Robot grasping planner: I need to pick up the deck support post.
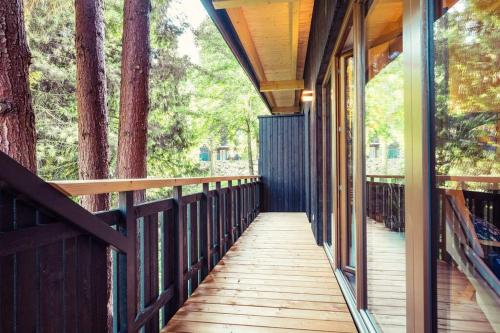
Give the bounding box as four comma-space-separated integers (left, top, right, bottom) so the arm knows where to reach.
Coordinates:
173, 186, 187, 308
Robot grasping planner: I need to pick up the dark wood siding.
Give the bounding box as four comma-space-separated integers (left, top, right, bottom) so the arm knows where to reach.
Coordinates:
259, 115, 305, 212
302, 0, 349, 244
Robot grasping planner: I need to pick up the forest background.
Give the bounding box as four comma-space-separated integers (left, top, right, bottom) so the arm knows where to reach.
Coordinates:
26, 0, 267, 187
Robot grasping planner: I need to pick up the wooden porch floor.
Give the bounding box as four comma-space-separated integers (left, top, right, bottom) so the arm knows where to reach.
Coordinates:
163, 212, 357, 333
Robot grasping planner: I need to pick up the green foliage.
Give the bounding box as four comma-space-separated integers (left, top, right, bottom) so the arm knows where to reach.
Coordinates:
26, 1, 78, 180
365, 55, 404, 145
433, 0, 499, 177
190, 19, 267, 171
25, 0, 266, 184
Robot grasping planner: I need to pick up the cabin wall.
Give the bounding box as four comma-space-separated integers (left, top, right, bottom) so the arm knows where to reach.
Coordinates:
258, 115, 305, 212
302, 0, 349, 244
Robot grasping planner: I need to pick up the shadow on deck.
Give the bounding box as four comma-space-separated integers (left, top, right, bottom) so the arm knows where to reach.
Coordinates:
163, 213, 357, 333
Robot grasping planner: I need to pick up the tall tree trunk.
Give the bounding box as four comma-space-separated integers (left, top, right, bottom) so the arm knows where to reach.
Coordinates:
245, 119, 254, 175
75, 0, 109, 212
117, 0, 150, 203
0, 1, 37, 173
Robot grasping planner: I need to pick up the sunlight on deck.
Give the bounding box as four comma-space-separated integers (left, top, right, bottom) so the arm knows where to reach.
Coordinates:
163, 212, 356, 332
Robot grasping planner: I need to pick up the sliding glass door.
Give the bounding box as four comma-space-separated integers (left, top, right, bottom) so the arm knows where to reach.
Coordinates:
364, 0, 406, 330
430, 0, 500, 331
334, 18, 357, 292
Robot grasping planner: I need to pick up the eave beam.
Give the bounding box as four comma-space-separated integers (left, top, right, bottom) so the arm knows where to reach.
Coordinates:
213, 0, 294, 9
272, 106, 300, 114
260, 80, 304, 92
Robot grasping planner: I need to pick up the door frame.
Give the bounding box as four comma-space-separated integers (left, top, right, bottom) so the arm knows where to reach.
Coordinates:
321, 2, 354, 273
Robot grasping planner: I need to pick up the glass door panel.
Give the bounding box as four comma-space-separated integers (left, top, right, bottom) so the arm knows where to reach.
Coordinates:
364, 0, 406, 331
431, 1, 500, 332
336, 20, 356, 292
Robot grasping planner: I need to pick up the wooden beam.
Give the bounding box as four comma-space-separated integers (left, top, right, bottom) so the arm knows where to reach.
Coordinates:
272, 106, 300, 114
260, 80, 304, 92
213, 0, 292, 9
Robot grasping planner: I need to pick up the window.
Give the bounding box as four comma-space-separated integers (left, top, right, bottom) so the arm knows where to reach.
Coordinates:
431, 0, 499, 331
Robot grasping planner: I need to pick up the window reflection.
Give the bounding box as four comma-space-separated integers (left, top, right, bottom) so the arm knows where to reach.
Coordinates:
365, 0, 405, 331
432, 0, 500, 331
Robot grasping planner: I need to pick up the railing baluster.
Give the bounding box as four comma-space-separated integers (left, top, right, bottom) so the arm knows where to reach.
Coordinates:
242, 179, 248, 229
227, 180, 233, 246
236, 179, 245, 236
201, 183, 210, 277
190, 201, 199, 292
163, 207, 176, 323
215, 182, 224, 260
118, 191, 137, 331
173, 186, 187, 309
143, 212, 159, 332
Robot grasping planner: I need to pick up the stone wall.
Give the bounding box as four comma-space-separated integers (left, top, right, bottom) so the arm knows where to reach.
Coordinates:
199, 160, 259, 176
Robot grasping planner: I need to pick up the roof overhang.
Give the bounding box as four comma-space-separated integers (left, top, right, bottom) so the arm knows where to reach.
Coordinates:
202, 0, 315, 114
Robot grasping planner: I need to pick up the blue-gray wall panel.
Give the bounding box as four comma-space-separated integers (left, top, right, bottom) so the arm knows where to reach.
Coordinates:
259, 115, 305, 212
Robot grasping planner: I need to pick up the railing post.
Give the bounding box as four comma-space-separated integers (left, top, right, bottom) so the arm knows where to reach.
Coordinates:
227, 180, 233, 246
173, 186, 187, 308
201, 183, 210, 276
118, 191, 136, 332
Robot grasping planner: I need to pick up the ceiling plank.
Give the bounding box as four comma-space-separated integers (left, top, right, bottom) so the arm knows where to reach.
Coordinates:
260, 80, 304, 92
272, 106, 300, 114
289, 0, 300, 80
213, 0, 292, 9
226, 8, 266, 81
226, 7, 277, 106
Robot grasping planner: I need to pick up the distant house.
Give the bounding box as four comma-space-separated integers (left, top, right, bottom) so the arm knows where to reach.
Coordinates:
216, 145, 230, 161
199, 144, 241, 161
369, 138, 381, 158
387, 142, 400, 159
199, 145, 210, 161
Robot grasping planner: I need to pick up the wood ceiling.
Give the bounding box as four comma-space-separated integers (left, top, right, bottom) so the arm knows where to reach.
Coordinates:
213, 0, 315, 114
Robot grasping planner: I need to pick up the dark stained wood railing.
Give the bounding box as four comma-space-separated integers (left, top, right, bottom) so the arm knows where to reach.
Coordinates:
0, 151, 260, 332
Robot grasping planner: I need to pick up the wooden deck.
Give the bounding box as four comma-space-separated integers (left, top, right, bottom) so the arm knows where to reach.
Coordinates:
163, 212, 357, 333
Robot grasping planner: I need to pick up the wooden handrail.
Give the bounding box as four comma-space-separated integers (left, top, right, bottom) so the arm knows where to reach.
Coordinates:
366, 174, 404, 179
366, 174, 500, 183
49, 175, 260, 196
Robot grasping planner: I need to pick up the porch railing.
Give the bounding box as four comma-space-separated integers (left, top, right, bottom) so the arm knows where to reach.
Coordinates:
0, 151, 260, 332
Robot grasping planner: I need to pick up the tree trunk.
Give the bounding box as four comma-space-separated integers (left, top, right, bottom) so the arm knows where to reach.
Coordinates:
117, 0, 151, 203
245, 119, 254, 175
0, 1, 37, 173
75, 0, 110, 212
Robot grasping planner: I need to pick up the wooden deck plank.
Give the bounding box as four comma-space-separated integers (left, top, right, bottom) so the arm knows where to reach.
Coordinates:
163, 212, 356, 333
